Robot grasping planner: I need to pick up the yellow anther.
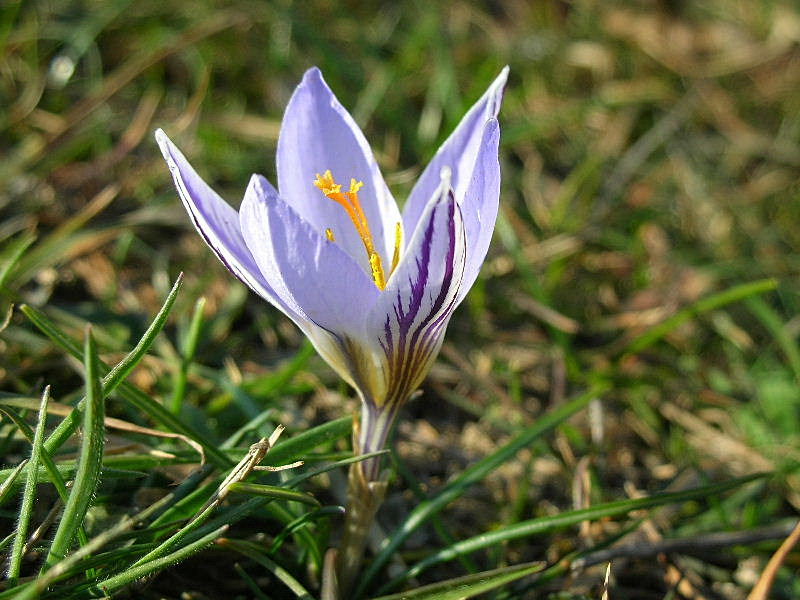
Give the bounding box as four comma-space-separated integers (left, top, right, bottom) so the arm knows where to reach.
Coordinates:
314, 170, 387, 290
370, 253, 386, 290
325, 228, 335, 242
313, 170, 342, 195
390, 221, 403, 274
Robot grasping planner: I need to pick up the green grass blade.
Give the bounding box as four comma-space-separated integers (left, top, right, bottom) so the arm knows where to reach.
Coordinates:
357, 383, 608, 596
0, 231, 36, 290
20, 302, 82, 357
268, 506, 344, 557
227, 482, 321, 507
244, 340, 316, 398
99, 272, 184, 393
43, 328, 106, 570
139, 416, 352, 530
222, 409, 276, 449
391, 447, 478, 574
0, 404, 71, 504
234, 563, 272, 600
622, 278, 778, 358
220, 538, 318, 600
284, 450, 387, 488
170, 296, 206, 414
262, 501, 324, 571
19, 273, 183, 454
382, 473, 765, 591
745, 295, 800, 383
6, 386, 50, 581
78, 525, 228, 598
0, 581, 34, 600
371, 561, 546, 600
0, 460, 28, 507
0, 465, 145, 489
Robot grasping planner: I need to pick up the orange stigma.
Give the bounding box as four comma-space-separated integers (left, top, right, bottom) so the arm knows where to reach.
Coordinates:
314, 170, 402, 290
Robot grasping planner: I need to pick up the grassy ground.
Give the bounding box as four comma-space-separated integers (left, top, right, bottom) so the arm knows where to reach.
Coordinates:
2, 0, 800, 598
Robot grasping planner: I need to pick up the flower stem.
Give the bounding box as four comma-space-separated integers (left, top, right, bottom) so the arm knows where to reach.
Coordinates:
336, 458, 387, 596
334, 399, 400, 596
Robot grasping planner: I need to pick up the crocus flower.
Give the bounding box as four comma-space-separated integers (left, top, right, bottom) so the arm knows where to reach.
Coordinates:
156, 67, 506, 480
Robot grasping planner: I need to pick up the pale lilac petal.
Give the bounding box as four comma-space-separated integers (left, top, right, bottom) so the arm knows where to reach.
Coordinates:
457, 118, 501, 301
155, 129, 305, 324
402, 66, 508, 236
367, 183, 467, 402
240, 174, 380, 338
276, 67, 401, 274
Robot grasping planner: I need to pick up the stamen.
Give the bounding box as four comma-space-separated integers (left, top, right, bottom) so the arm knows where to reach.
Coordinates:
390, 221, 403, 274
369, 253, 386, 290
314, 170, 341, 195
325, 228, 335, 242
314, 170, 388, 290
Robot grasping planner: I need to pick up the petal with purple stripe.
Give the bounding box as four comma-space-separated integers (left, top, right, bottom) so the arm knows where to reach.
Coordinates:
402, 66, 508, 237
366, 182, 467, 405
457, 117, 501, 301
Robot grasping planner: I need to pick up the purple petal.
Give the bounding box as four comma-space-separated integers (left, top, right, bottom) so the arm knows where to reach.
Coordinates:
240, 174, 380, 338
457, 118, 501, 301
402, 66, 508, 237
276, 67, 401, 274
367, 182, 467, 402
155, 129, 305, 324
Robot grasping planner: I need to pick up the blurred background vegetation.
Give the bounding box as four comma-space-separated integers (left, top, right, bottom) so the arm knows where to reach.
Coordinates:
1, 0, 800, 598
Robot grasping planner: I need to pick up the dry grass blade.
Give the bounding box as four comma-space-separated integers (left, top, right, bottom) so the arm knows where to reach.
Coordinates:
197, 424, 302, 514
511, 292, 581, 334
601, 563, 611, 600
0, 396, 206, 465
0, 304, 12, 334
659, 400, 774, 476
322, 549, 339, 600
746, 520, 800, 600
575, 522, 798, 569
